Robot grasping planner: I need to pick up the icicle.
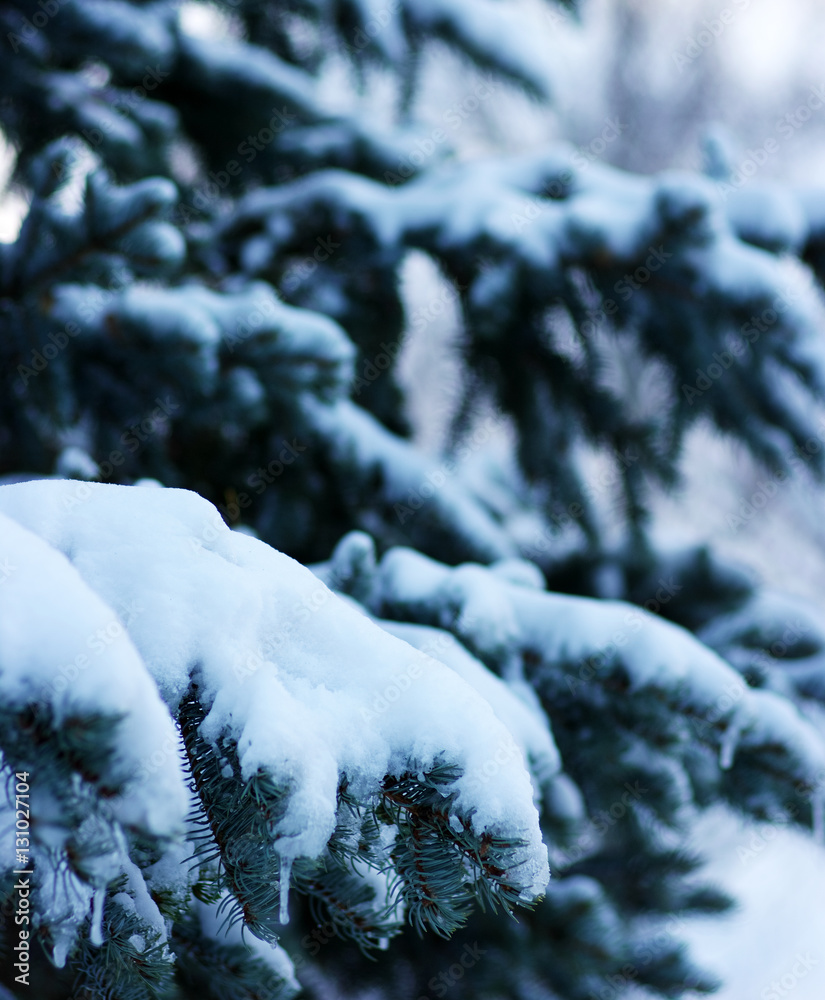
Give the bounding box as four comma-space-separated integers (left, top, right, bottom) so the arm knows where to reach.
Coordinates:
278, 857, 292, 925
719, 723, 739, 771
813, 787, 825, 843
90, 887, 106, 947
52, 930, 73, 969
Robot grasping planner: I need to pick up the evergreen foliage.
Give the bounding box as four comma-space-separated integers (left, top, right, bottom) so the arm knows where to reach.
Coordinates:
2, 2, 825, 1000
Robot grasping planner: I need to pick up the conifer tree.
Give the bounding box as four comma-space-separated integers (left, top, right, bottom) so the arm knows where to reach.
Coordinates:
2, 2, 825, 999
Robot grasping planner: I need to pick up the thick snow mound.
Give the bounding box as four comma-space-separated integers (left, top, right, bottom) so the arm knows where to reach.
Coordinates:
0, 512, 187, 838
0, 479, 549, 897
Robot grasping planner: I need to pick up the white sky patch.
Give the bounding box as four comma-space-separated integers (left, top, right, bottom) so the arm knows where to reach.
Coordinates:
396, 250, 466, 455
725, 0, 811, 96
0, 133, 27, 244
178, 1, 243, 42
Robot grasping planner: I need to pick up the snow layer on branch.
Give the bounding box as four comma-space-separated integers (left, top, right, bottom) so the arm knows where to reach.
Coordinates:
46, 280, 355, 399
348, 0, 407, 62
301, 395, 517, 561
229, 145, 825, 331
371, 548, 825, 787
225, 145, 825, 479
379, 620, 561, 794
699, 588, 825, 702
0, 480, 549, 898
335, 0, 551, 94
0, 513, 187, 838
724, 185, 807, 254
178, 34, 320, 122
63, 0, 176, 76
402, 0, 552, 97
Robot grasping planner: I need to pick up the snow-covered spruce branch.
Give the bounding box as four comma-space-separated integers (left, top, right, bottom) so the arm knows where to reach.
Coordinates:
222, 146, 825, 492
0, 479, 548, 997
322, 532, 825, 832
